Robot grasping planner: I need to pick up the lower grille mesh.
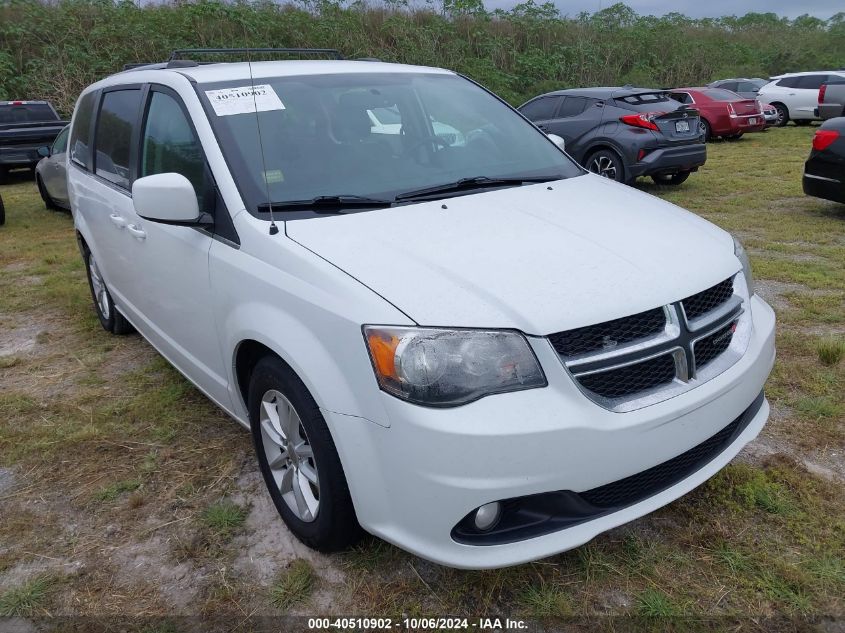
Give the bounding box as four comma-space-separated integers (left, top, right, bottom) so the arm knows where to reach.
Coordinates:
580, 406, 748, 508
577, 353, 676, 399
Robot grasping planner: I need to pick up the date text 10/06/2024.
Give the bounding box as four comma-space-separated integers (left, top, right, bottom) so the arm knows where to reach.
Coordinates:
307, 618, 529, 630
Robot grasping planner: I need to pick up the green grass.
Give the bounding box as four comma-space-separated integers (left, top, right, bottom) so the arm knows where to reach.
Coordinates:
270, 559, 316, 611
0, 576, 55, 616
636, 588, 685, 618
200, 500, 248, 539
816, 336, 845, 366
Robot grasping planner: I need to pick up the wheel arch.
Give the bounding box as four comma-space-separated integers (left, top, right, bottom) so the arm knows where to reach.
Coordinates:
579, 140, 626, 166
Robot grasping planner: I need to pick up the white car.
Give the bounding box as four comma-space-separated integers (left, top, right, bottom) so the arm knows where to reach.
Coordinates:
67, 51, 776, 569
758, 71, 845, 126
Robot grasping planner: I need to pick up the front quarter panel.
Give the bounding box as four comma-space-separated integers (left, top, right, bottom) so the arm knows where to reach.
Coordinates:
211, 212, 416, 429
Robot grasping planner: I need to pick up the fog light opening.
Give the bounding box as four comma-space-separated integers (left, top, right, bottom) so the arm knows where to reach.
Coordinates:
473, 502, 502, 532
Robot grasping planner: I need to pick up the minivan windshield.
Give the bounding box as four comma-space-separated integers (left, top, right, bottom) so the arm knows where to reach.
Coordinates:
199, 72, 582, 216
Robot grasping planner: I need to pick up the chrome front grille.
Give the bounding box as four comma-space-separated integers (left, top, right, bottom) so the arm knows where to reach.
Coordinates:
551, 275, 752, 412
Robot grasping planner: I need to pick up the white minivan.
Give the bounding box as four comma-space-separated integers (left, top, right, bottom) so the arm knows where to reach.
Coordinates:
67, 51, 776, 569
757, 71, 845, 126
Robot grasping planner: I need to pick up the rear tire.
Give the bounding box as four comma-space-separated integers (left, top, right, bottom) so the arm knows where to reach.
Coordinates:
773, 104, 789, 127
82, 247, 134, 335
585, 149, 627, 183
699, 119, 712, 141
249, 356, 362, 552
36, 176, 57, 210
0, 195, 5, 226
0, 166, 8, 185
651, 171, 691, 186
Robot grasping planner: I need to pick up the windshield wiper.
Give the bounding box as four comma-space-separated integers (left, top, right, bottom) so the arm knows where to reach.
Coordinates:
394, 176, 556, 202
258, 195, 394, 214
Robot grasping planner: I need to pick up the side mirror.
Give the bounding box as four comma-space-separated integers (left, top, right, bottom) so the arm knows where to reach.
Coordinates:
547, 133, 565, 151
37, 146, 50, 158
132, 173, 203, 225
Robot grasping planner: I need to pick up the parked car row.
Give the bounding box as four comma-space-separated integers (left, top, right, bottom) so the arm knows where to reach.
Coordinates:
518, 83, 771, 186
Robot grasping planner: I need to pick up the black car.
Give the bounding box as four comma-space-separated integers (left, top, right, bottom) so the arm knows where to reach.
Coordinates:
803, 117, 845, 204
518, 87, 706, 185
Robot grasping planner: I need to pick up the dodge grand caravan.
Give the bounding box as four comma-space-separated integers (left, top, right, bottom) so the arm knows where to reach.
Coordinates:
67, 50, 776, 569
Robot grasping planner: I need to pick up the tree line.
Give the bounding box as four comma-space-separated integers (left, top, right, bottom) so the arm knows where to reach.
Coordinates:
1, 0, 844, 115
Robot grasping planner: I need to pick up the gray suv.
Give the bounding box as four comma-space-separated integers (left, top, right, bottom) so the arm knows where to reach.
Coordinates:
519, 87, 706, 186
708, 78, 768, 100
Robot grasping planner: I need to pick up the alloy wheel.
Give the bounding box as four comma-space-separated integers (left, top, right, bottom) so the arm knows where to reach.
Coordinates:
88, 255, 110, 320
259, 389, 320, 522
589, 155, 617, 179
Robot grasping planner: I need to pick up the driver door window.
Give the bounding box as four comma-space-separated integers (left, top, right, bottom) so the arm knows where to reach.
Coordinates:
141, 90, 210, 210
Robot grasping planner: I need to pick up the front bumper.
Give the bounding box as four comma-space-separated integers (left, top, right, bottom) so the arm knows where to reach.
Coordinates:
629, 143, 707, 178
330, 296, 776, 568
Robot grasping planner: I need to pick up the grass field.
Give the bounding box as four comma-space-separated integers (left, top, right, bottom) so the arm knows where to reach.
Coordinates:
0, 126, 843, 627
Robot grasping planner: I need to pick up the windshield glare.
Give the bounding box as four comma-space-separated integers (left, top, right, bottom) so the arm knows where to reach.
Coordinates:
199, 72, 581, 214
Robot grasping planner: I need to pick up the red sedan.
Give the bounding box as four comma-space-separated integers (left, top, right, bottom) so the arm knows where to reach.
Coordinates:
668, 87, 765, 141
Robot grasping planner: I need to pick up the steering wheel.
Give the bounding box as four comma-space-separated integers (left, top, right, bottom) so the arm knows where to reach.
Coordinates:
403, 135, 451, 154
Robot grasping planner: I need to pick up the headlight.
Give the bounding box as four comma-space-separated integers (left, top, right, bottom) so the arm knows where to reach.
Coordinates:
363, 326, 547, 407
733, 237, 755, 295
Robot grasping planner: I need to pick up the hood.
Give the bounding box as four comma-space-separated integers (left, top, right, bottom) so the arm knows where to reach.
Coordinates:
285, 174, 739, 335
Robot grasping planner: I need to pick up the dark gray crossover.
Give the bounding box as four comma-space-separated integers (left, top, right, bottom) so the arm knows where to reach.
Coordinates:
518, 87, 706, 186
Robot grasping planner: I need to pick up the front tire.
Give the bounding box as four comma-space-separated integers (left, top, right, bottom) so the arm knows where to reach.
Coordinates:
773, 104, 789, 127
585, 149, 626, 183
249, 356, 361, 552
37, 175, 57, 210
83, 247, 134, 335
651, 171, 691, 186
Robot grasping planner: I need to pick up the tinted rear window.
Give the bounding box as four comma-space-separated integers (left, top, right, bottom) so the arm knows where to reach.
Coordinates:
702, 89, 741, 101
70, 92, 97, 169
617, 92, 676, 110
519, 96, 561, 121
795, 75, 828, 90
777, 77, 800, 88
0, 103, 57, 124
94, 89, 142, 189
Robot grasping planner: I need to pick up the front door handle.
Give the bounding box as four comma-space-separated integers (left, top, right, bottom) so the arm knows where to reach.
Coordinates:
109, 214, 127, 229
127, 224, 146, 240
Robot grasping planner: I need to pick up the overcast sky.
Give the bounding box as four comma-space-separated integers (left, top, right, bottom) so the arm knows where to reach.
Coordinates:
484, 0, 845, 19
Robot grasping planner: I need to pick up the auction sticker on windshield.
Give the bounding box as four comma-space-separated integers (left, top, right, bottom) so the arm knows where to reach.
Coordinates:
205, 84, 285, 116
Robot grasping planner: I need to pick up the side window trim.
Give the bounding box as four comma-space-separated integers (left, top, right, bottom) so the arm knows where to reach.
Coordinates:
91, 83, 146, 192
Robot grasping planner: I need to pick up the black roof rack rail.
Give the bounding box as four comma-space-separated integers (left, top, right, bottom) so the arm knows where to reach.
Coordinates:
168, 48, 344, 62
123, 62, 158, 71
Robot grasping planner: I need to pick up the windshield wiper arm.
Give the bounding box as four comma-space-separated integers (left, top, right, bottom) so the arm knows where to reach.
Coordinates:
258, 195, 394, 214
394, 176, 556, 202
